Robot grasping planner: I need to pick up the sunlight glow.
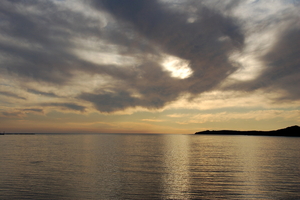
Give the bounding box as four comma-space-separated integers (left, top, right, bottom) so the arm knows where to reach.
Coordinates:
161, 55, 193, 79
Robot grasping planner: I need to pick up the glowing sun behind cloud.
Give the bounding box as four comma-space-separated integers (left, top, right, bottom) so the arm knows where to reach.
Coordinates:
161, 54, 193, 79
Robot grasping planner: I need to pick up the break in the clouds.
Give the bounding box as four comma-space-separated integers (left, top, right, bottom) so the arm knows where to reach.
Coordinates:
0, 0, 299, 133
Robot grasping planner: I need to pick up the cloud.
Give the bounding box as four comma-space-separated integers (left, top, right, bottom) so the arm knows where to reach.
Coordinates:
0, 107, 44, 119
258, 27, 300, 100
167, 114, 190, 118
1, 0, 245, 113
141, 119, 165, 122
177, 109, 300, 124
40, 103, 86, 112
1, 111, 24, 118
1, 0, 299, 115
27, 89, 59, 98
78, 0, 245, 112
0, 0, 105, 84
224, 27, 300, 101
79, 61, 183, 112
223, 1, 300, 101
80, 91, 138, 113
22, 108, 44, 113
0, 91, 26, 100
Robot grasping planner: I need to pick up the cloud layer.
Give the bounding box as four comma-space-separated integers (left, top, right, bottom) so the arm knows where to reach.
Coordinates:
81, 0, 245, 111
0, 0, 299, 115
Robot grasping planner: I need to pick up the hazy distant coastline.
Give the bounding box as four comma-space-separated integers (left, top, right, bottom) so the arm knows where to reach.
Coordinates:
0, 133, 35, 135
195, 125, 300, 137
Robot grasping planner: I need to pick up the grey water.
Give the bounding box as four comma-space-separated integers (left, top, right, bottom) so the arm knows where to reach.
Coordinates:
0, 134, 299, 200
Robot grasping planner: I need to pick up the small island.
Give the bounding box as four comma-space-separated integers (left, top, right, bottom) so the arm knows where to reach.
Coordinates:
195, 125, 300, 137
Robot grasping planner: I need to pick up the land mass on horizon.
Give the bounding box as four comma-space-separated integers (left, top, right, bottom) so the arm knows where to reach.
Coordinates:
195, 125, 300, 137
0, 132, 35, 135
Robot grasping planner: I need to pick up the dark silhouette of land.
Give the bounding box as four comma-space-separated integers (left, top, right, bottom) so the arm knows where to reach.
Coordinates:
0, 132, 35, 135
195, 125, 300, 137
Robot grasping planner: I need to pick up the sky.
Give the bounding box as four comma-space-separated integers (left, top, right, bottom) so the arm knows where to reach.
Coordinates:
0, 0, 299, 134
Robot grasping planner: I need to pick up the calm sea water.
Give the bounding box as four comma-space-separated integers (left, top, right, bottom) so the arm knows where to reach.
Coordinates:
0, 134, 299, 200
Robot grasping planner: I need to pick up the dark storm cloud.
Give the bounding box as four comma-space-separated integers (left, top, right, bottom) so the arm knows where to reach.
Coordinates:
80, 91, 138, 113
1, 0, 245, 112
80, 0, 245, 112
4, 0, 298, 114
41, 103, 86, 112
97, 0, 244, 69
27, 89, 59, 98
0, 91, 26, 100
80, 61, 183, 112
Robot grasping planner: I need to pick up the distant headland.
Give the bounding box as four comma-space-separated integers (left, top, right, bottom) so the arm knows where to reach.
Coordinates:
195, 125, 300, 137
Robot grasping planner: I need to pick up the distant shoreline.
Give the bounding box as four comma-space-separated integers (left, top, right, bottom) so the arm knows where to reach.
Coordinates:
0, 133, 35, 135
195, 125, 300, 137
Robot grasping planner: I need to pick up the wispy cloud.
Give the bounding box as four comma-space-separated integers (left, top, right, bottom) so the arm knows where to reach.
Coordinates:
167, 114, 190, 118
177, 110, 300, 124
27, 89, 59, 98
1, 111, 24, 118
141, 119, 165, 122
22, 108, 44, 113
0, 91, 26, 100
40, 103, 86, 112
0, 108, 43, 119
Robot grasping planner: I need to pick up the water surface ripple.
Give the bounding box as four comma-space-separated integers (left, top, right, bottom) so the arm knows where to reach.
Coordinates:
1, 134, 299, 199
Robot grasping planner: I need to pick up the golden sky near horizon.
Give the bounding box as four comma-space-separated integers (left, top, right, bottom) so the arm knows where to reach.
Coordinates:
0, 0, 300, 134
